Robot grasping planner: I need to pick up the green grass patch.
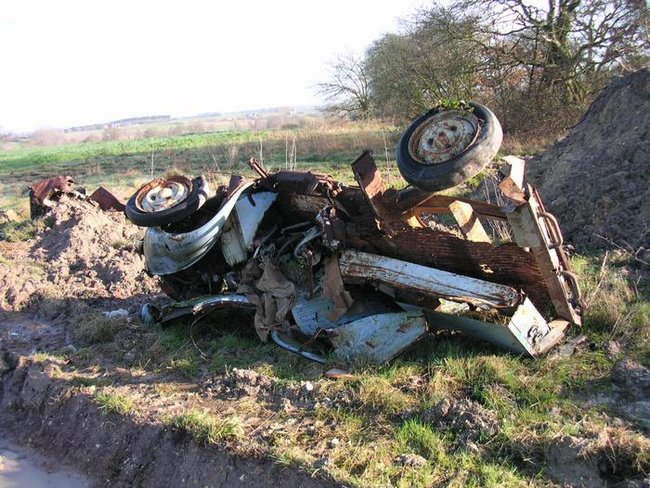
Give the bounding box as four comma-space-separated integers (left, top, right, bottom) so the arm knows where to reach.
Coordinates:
0, 218, 45, 242
169, 410, 243, 444
95, 391, 133, 415
398, 419, 448, 462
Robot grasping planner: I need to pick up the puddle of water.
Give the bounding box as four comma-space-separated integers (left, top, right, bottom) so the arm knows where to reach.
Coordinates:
0, 442, 88, 488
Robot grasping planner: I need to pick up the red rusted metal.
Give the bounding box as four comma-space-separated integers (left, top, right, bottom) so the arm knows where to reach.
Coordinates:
89, 186, 126, 212
29, 176, 76, 218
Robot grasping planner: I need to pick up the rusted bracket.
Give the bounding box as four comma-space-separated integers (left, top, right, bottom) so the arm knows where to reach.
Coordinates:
89, 187, 125, 212
248, 158, 270, 178
351, 151, 394, 226
501, 159, 582, 325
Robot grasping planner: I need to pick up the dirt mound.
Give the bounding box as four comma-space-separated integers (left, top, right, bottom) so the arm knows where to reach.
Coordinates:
30, 197, 159, 302
527, 69, 650, 251
420, 397, 499, 443
1, 197, 159, 332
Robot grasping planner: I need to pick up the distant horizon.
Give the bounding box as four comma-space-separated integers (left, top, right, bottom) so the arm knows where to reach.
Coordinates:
37, 104, 324, 134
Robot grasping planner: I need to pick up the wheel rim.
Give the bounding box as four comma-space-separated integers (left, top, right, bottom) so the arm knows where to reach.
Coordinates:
135, 176, 192, 213
408, 110, 480, 165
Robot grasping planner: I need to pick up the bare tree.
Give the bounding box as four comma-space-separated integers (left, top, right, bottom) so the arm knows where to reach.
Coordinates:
456, 0, 650, 102
317, 54, 373, 120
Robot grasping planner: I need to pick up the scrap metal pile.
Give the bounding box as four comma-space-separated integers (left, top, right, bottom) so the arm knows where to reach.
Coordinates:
123, 102, 582, 364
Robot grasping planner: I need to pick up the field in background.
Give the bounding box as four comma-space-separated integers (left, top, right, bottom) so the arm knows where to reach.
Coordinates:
0, 119, 406, 215
0, 113, 557, 217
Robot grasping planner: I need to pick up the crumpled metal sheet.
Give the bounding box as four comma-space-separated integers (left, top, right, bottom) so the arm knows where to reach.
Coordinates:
29, 176, 77, 218
30, 176, 75, 206
327, 310, 427, 363
88, 186, 125, 212
143, 181, 255, 275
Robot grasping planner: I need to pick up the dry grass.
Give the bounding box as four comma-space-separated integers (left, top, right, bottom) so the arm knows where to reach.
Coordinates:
72, 307, 130, 345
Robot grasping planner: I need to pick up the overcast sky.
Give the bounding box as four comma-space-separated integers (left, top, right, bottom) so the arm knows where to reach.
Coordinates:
0, 0, 427, 132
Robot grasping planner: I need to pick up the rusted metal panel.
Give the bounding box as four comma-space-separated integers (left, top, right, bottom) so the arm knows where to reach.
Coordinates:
88, 186, 125, 212
30, 176, 75, 206
351, 151, 393, 223
429, 297, 555, 356
338, 250, 523, 309
261, 170, 341, 197
448, 200, 491, 243
506, 184, 582, 324
29, 176, 77, 218
328, 311, 427, 364
345, 224, 553, 314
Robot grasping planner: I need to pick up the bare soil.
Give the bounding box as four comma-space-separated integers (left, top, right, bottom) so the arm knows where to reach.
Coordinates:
0, 356, 339, 488
527, 69, 650, 254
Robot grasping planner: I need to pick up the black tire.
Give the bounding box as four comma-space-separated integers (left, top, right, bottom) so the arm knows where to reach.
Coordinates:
396, 102, 503, 192
125, 175, 210, 227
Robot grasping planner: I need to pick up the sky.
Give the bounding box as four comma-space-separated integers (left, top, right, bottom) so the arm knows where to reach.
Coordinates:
0, 0, 427, 133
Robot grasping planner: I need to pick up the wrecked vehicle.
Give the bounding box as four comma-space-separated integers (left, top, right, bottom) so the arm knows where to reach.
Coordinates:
127, 102, 583, 364
29, 176, 125, 218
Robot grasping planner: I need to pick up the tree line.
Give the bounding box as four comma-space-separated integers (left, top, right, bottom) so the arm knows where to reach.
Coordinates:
318, 0, 649, 135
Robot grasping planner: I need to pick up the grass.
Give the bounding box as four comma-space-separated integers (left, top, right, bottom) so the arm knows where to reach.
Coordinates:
21, 253, 647, 487
0, 118, 450, 214
95, 391, 134, 415
73, 309, 130, 345
134, 250, 645, 487
0, 218, 45, 242
168, 410, 243, 444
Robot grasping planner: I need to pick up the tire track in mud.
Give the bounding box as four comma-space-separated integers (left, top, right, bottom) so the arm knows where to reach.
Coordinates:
0, 356, 341, 488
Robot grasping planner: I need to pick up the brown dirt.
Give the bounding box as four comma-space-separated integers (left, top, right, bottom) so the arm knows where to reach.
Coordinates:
419, 397, 499, 444
527, 68, 650, 253
30, 196, 159, 301
0, 197, 161, 330
0, 357, 341, 488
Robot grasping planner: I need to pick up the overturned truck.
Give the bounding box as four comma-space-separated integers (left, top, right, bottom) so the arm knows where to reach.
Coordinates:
128, 103, 583, 364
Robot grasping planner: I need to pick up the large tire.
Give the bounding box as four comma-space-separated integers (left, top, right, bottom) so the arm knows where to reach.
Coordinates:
125, 175, 210, 227
396, 102, 503, 192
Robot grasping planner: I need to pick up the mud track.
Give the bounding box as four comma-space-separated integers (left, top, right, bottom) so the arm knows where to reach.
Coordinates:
0, 355, 339, 488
